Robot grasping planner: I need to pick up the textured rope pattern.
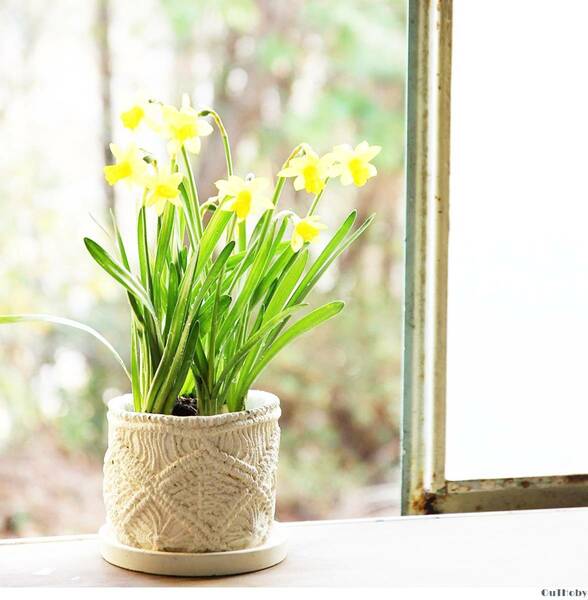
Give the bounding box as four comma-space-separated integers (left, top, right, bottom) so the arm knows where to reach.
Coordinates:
103, 392, 281, 553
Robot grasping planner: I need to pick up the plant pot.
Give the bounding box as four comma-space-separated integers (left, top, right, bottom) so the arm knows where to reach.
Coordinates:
103, 390, 281, 554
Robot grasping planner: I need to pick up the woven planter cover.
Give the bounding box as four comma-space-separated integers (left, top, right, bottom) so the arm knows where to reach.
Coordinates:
103, 391, 281, 553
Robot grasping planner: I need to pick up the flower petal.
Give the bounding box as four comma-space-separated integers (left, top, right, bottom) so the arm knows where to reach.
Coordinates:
184, 137, 202, 154
197, 119, 213, 136
167, 140, 180, 157
290, 233, 303, 253
333, 143, 353, 157
293, 175, 305, 191
278, 166, 298, 177
109, 143, 121, 159
362, 145, 382, 161
340, 172, 353, 186
220, 197, 237, 212
249, 177, 270, 192
355, 141, 370, 154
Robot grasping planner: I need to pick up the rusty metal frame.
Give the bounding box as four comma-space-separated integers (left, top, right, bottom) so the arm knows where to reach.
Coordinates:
401, 0, 588, 515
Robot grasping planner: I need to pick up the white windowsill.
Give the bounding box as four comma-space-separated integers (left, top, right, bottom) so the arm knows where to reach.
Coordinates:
1, 508, 587, 587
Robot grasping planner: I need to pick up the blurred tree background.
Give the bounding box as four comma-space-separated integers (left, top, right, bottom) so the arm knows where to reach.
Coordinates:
0, 0, 405, 536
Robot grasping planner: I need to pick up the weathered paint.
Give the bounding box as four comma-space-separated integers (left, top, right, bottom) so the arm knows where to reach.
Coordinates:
412, 475, 588, 515
401, 0, 431, 517
402, 0, 588, 515
402, 0, 453, 515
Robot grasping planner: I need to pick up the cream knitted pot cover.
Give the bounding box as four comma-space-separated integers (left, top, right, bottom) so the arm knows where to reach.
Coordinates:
103, 391, 281, 553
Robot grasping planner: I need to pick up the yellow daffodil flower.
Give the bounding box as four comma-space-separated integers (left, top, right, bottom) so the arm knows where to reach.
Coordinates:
161, 94, 213, 156
332, 141, 381, 187
278, 148, 338, 195
290, 215, 327, 252
144, 166, 183, 215
120, 104, 145, 130
217, 176, 274, 222
103, 143, 147, 186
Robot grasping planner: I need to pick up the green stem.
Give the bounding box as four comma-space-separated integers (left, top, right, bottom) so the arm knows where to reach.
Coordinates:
238, 221, 247, 252
207, 265, 225, 413
199, 109, 238, 248
226, 213, 237, 245
180, 146, 203, 240
198, 109, 233, 176
271, 143, 306, 214
307, 180, 328, 216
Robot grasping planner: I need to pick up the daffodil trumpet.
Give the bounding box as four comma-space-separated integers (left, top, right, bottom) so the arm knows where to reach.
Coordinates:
0, 94, 380, 417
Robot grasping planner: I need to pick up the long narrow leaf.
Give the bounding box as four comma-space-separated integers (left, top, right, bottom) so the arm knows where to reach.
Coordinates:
144, 253, 199, 411
195, 209, 232, 277
290, 214, 375, 307
130, 320, 142, 411
215, 304, 306, 402
137, 206, 153, 296
0, 314, 130, 381
154, 319, 200, 414
262, 249, 308, 323
153, 204, 175, 317
84, 237, 158, 322
251, 244, 295, 306
238, 301, 344, 395
217, 222, 276, 345
287, 211, 357, 307
178, 180, 198, 247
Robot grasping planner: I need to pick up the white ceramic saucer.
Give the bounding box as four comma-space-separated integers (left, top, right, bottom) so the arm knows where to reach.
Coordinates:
99, 522, 287, 577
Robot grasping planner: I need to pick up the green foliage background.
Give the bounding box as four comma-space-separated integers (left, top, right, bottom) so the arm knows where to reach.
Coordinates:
0, 0, 405, 532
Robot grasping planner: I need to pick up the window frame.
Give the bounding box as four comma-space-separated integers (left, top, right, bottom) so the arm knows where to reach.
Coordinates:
401, 0, 588, 515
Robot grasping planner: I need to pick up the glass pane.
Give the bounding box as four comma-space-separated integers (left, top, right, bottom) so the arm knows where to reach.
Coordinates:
446, 0, 588, 480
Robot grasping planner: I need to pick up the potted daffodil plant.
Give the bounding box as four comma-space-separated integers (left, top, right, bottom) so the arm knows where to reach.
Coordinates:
1, 94, 380, 573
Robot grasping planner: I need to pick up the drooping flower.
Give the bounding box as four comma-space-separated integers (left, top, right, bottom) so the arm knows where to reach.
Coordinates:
278, 148, 338, 195
103, 143, 147, 186
290, 215, 327, 252
332, 141, 381, 187
217, 176, 274, 222
144, 166, 183, 215
161, 94, 213, 156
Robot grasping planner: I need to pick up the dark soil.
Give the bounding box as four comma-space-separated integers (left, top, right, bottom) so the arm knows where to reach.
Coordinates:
172, 395, 199, 416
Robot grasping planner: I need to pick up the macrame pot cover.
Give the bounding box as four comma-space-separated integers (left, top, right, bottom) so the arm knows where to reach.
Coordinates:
103, 391, 281, 553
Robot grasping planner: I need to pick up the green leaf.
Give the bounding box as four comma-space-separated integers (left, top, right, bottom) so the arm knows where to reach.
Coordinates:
110, 209, 130, 270
178, 179, 198, 246
0, 313, 130, 381
153, 203, 175, 316
214, 303, 306, 404
217, 221, 276, 346
137, 206, 153, 296
155, 319, 201, 414
192, 334, 209, 386
196, 209, 232, 278
288, 211, 357, 306
189, 241, 235, 313
84, 237, 158, 322
263, 248, 308, 323
225, 249, 246, 271
145, 242, 235, 412
289, 212, 374, 307
144, 253, 199, 412
298, 214, 374, 304
238, 301, 345, 395
199, 294, 231, 336
251, 243, 294, 306
130, 320, 142, 411
163, 266, 179, 340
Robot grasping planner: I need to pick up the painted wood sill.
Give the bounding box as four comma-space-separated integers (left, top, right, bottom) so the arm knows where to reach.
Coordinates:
1, 508, 587, 587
